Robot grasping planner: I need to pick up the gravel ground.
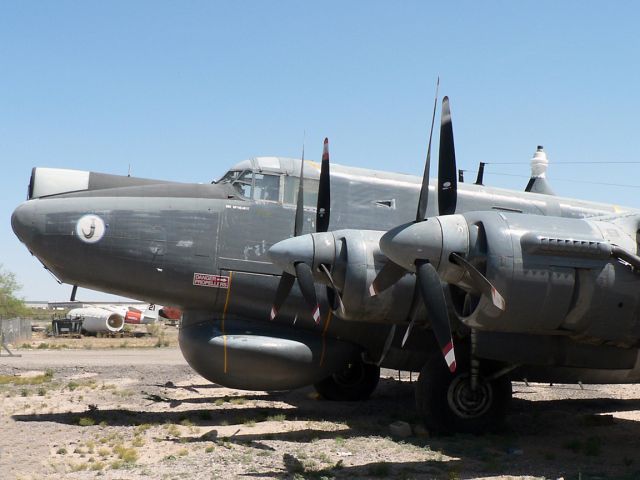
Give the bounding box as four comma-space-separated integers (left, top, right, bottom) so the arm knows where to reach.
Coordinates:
2, 347, 640, 479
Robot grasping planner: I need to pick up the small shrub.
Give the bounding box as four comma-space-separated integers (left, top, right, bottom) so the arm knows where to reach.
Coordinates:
77, 417, 95, 427
98, 447, 110, 457
267, 414, 286, 422
113, 444, 138, 463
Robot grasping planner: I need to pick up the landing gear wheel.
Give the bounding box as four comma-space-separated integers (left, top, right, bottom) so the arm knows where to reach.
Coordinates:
415, 353, 511, 434
314, 361, 380, 401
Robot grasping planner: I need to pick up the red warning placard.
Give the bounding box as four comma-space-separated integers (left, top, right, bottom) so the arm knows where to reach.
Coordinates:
193, 273, 230, 289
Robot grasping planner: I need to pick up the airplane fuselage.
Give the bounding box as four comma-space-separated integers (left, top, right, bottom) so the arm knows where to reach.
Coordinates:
11, 158, 640, 389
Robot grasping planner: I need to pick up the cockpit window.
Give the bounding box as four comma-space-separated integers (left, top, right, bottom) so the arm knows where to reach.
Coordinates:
284, 177, 319, 207
217, 170, 241, 185
217, 169, 281, 202
217, 170, 253, 198
254, 173, 280, 202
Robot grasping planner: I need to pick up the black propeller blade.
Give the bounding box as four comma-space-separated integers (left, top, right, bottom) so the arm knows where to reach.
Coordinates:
416, 260, 456, 372
316, 138, 331, 233
270, 138, 337, 324
449, 253, 505, 311
315, 138, 347, 315
270, 144, 321, 323
438, 96, 457, 216
294, 145, 305, 237
319, 263, 345, 315
416, 78, 439, 222
294, 262, 321, 323
370, 88, 461, 371
369, 260, 407, 297
270, 272, 296, 320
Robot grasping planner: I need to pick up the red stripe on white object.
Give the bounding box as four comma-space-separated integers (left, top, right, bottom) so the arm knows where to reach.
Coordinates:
442, 341, 457, 373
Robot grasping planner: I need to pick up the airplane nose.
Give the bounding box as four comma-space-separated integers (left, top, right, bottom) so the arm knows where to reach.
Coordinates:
11, 201, 39, 245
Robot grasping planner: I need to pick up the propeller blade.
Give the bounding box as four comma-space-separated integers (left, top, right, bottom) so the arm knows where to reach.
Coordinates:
294, 262, 321, 324
450, 253, 506, 311
319, 263, 345, 316
438, 96, 457, 216
316, 138, 331, 233
369, 260, 407, 296
401, 288, 422, 348
401, 318, 416, 348
270, 272, 296, 320
294, 145, 305, 237
416, 77, 440, 222
415, 260, 456, 372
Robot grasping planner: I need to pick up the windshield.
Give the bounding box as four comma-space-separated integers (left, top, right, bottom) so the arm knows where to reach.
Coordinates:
216, 169, 281, 202
217, 170, 253, 198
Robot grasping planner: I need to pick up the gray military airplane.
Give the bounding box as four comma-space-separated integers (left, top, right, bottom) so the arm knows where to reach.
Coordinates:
11, 95, 640, 434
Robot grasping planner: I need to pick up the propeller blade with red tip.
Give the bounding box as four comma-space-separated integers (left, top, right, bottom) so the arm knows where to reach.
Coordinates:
294, 262, 321, 324
270, 272, 296, 320
415, 260, 456, 372
450, 253, 505, 311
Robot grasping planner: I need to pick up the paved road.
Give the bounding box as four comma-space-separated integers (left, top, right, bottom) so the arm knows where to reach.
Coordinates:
0, 347, 187, 368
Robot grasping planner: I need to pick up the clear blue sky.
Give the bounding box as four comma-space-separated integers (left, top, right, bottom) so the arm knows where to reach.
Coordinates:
2, 1, 640, 301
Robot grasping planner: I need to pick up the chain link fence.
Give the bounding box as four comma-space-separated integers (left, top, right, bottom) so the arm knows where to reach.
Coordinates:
0, 318, 32, 345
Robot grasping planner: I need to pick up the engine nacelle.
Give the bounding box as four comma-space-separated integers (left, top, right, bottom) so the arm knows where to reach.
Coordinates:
330, 230, 416, 323
456, 211, 640, 346
68, 307, 125, 334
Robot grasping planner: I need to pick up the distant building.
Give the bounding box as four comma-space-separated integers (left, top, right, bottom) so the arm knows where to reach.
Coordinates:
24, 301, 50, 309
25, 300, 147, 310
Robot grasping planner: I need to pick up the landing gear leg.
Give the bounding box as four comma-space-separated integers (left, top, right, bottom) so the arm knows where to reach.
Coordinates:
415, 352, 512, 434
314, 360, 380, 401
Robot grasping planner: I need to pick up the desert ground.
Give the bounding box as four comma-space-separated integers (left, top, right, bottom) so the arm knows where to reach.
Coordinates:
2, 327, 640, 479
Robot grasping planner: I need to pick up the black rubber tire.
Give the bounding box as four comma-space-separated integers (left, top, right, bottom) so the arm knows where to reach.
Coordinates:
415, 353, 511, 434
314, 361, 380, 401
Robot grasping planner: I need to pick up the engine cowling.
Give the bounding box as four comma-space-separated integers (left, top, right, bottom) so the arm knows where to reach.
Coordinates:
450, 211, 640, 347
268, 229, 416, 324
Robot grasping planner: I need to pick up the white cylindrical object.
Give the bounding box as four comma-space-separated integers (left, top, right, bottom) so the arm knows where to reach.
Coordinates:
530, 145, 549, 178
68, 307, 125, 333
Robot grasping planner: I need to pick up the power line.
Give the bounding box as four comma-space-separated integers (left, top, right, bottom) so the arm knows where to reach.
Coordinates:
484, 161, 640, 165
462, 170, 640, 189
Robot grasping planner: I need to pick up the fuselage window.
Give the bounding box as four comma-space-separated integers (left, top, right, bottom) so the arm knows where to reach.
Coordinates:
254, 173, 281, 202
284, 177, 319, 207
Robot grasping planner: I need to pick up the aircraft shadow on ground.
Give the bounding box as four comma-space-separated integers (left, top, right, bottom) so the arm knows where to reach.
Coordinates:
12, 377, 640, 478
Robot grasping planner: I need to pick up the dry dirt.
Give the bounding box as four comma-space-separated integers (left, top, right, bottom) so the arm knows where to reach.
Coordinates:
1, 338, 640, 479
